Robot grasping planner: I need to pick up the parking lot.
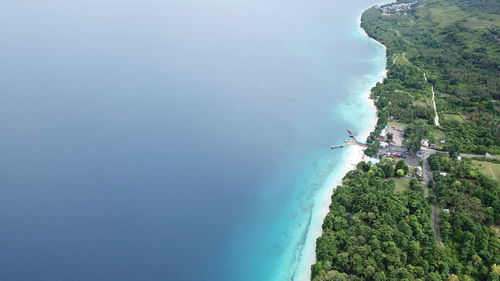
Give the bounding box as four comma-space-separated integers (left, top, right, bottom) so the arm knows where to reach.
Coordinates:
387, 125, 404, 146
377, 145, 420, 166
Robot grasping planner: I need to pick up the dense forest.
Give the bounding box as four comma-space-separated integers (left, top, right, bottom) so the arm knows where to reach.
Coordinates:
313, 0, 499, 280
312, 158, 499, 280
362, 0, 499, 155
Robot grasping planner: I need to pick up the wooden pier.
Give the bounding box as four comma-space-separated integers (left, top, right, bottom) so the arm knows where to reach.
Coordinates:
331, 131, 370, 150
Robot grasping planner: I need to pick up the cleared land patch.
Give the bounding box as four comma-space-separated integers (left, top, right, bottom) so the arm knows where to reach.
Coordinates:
443, 113, 464, 123
470, 160, 500, 181
392, 177, 411, 192
388, 120, 407, 129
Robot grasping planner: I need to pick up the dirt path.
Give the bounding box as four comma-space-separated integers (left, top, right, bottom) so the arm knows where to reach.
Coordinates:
430, 85, 440, 126
423, 73, 440, 127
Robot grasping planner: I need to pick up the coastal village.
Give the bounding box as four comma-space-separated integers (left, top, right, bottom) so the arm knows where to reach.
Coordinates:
380, 1, 418, 15
333, 115, 500, 246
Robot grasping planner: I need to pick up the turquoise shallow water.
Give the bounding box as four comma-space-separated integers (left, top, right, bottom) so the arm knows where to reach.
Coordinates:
221, 17, 387, 281
0, 1, 385, 281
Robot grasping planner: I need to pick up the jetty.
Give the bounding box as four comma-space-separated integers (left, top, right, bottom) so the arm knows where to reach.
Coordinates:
331, 129, 371, 150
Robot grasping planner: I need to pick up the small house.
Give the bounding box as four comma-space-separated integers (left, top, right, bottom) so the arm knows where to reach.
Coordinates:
379, 142, 389, 149
421, 139, 429, 147
369, 158, 380, 165
415, 166, 423, 177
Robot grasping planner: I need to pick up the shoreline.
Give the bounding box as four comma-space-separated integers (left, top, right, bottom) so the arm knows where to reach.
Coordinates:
300, 14, 388, 281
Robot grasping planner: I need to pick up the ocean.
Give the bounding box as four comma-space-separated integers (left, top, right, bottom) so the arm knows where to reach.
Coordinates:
0, 1, 386, 280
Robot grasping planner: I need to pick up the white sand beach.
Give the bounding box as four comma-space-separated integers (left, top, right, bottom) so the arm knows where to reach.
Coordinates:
299, 18, 388, 281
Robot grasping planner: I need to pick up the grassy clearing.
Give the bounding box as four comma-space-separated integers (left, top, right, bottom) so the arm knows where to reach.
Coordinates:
466, 16, 500, 30
429, 3, 465, 28
392, 177, 411, 192
388, 121, 407, 130
471, 160, 500, 181
443, 114, 464, 123
394, 53, 411, 65
429, 205, 439, 244
409, 166, 415, 175
433, 129, 446, 140
423, 186, 430, 199
413, 100, 428, 107
492, 225, 500, 237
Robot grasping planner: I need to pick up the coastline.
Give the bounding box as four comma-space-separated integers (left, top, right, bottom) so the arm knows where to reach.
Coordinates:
300, 14, 388, 281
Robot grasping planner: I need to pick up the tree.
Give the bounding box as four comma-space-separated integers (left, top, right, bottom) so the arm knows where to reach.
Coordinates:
365, 141, 380, 157
357, 161, 371, 172
404, 121, 431, 151
409, 179, 421, 191
397, 169, 405, 177
374, 271, 387, 281
387, 132, 394, 142
396, 160, 409, 174
492, 264, 500, 275
446, 139, 461, 158
381, 163, 395, 178
468, 170, 478, 179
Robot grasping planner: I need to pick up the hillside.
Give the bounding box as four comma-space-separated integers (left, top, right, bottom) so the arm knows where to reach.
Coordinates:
362, 0, 499, 156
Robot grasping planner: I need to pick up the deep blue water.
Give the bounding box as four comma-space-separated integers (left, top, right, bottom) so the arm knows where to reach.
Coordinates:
0, 1, 385, 280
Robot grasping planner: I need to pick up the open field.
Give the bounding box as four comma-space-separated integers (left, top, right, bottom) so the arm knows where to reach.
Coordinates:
388, 121, 407, 130
393, 53, 411, 65
443, 114, 464, 123
429, 3, 465, 28
433, 129, 446, 140
392, 177, 411, 192
471, 160, 500, 181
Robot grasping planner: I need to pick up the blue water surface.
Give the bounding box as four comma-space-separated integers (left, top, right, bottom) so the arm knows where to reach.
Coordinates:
0, 1, 385, 280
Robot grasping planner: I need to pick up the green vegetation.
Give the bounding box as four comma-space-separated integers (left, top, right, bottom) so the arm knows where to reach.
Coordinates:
433, 129, 446, 141
362, 0, 500, 156
393, 177, 411, 192
388, 120, 407, 129
443, 114, 465, 123
313, 156, 500, 281
313, 162, 436, 281
429, 154, 500, 279
470, 160, 500, 181
313, 0, 500, 280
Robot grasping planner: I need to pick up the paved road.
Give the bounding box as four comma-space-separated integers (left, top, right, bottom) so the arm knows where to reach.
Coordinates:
459, 153, 500, 160
421, 148, 444, 247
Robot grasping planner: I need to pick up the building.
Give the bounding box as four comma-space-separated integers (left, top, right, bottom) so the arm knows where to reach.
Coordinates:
379, 141, 389, 149
380, 129, 387, 138
421, 139, 429, 147
415, 166, 423, 177
369, 158, 380, 165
